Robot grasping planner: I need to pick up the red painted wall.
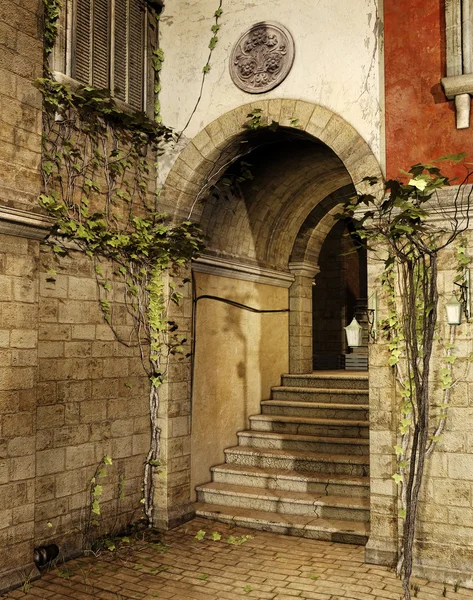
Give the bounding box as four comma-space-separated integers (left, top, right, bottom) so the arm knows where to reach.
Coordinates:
384, 0, 473, 181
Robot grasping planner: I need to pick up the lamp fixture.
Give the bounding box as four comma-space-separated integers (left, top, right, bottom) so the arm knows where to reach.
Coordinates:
345, 317, 363, 347
446, 268, 471, 325
446, 294, 462, 326
367, 291, 377, 341
453, 268, 470, 320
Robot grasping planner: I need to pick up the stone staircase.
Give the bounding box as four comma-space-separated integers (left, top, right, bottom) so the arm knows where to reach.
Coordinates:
195, 372, 370, 544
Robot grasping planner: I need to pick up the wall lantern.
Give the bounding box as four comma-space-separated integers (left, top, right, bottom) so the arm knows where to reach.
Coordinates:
345, 317, 363, 347
446, 295, 462, 325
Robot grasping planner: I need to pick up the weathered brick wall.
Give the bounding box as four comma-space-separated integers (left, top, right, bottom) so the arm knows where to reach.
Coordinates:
0, 0, 43, 212
0, 235, 40, 589
36, 247, 151, 555
0, 0, 44, 589
366, 217, 473, 586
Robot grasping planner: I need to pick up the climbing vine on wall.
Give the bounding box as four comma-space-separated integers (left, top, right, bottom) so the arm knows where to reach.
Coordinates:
178, 1, 224, 138
38, 0, 205, 526
342, 156, 473, 600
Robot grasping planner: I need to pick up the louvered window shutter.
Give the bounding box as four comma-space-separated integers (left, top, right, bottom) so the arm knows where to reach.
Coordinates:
73, 0, 146, 110
113, 0, 128, 102
127, 0, 145, 111
92, 0, 110, 88
74, 0, 92, 83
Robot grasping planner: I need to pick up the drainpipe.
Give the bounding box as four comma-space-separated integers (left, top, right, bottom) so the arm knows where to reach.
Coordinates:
442, 0, 473, 128
33, 544, 59, 568
460, 0, 473, 127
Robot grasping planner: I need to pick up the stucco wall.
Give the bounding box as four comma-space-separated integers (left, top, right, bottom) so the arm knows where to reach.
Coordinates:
384, 0, 473, 179
191, 272, 289, 497
159, 0, 384, 168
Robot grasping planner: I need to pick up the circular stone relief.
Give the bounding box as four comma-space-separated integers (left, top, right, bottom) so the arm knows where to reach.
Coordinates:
230, 22, 295, 94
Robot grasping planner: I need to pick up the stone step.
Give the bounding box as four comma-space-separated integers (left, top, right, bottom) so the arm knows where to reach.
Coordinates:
238, 430, 370, 455
194, 503, 369, 545
224, 446, 370, 476
196, 482, 370, 522
260, 400, 369, 421
281, 372, 369, 391
271, 386, 368, 404
251, 413, 369, 439
210, 464, 370, 497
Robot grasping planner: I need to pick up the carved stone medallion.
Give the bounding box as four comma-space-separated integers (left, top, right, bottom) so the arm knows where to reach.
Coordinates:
230, 22, 295, 94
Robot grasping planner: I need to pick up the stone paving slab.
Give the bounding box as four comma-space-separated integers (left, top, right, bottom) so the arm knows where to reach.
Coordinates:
2, 518, 473, 600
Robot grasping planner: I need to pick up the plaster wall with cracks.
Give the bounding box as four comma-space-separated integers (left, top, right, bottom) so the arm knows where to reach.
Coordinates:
158, 0, 384, 186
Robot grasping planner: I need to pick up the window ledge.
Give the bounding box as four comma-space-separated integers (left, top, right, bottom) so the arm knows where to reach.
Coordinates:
0, 205, 54, 240
441, 74, 473, 129
52, 71, 143, 117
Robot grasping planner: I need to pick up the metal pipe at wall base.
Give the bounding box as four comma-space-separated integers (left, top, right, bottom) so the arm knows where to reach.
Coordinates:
462, 0, 473, 73
33, 544, 59, 568
455, 93, 471, 128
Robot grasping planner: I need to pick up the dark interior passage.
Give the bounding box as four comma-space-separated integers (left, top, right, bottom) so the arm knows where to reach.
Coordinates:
312, 220, 367, 370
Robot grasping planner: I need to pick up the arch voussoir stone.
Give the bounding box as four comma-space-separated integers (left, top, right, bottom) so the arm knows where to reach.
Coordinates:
293, 100, 316, 129
192, 129, 218, 157
164, 98, 383, 230
304, 105, 333, 138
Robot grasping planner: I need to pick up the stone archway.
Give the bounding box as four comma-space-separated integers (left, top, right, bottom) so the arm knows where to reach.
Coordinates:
160, 99, 383, 223
160, 99, 382, 371
156, 99, 382, 536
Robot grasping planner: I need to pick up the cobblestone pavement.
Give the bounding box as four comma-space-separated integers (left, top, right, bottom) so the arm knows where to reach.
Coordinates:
4, 518, 473, 600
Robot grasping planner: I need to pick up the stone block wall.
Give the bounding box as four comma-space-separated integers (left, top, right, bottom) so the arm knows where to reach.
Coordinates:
0, 0, 161, 589
35, 247, 151, 555
0, 0, 43, 212
0, 234, 40, 590
153, 269, 194, 530
0, 0, 44, 589
366, 223, 473, 586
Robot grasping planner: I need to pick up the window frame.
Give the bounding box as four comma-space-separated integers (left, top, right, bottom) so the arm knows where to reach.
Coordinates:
51, 0, 159, 117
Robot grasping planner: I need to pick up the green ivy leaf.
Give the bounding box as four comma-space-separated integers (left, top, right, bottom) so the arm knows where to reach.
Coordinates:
394, 445, 403, 457
93, 484, 103, 497
91, 499, 101, 515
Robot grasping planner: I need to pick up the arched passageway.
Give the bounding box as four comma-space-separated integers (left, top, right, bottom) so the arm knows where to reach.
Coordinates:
159, 100, 381, 541
195, 133, 369, 372
312, 218, 368, 370
161, 100, 382, 376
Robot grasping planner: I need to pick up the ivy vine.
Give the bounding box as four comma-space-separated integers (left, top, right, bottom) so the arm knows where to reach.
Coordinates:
178, 0, 224, 139
38, 0, 205, 527
43, 0, 62, 58
342, 155, 473, 600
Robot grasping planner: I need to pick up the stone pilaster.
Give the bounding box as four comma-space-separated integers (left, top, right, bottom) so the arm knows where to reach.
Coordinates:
153, 267, 194, 529
288, 262, 319, 374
